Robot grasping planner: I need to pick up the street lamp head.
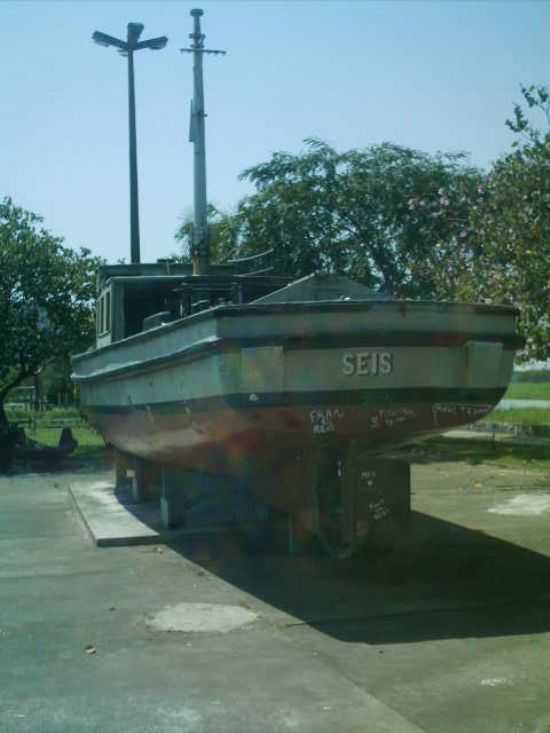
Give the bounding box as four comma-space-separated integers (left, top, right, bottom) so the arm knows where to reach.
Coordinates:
138, 36, 168, 51
93, 24, 167, 54
92, 31, 110, 47
127, 22, 145, 44
92, 30, 127, 51
190, 8, 204, 17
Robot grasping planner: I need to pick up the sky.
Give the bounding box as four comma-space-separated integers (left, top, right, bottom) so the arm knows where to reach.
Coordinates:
1, 0, 550, 264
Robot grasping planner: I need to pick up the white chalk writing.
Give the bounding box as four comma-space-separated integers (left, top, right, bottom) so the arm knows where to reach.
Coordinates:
369, 406, 417, 430
369, 498, 390, 521
310, 407, 345, 434
432, 403, 493, 426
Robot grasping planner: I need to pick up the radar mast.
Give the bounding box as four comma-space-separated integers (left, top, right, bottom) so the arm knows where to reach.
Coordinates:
181, 9, 226, 275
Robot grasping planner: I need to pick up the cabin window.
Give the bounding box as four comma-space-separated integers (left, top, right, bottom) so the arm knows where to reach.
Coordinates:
96, 291, 111, 336
98, 297, 104, 335
105, 291, 111, 333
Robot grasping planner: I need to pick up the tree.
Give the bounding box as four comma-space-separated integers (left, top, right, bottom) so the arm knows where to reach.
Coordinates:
174, 122, 548, 360
174, 204, 240, 264
0, 198, 101, 427
224, 140, 482, 298
457, 85, 550, 361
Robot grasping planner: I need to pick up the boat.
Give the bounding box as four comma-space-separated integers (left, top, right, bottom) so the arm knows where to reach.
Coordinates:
74, 266, 521, 471
72, 260, 522, 551
72, 10, 523, 556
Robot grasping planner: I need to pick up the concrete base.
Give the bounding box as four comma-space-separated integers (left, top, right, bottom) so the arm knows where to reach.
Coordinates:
114, 452, 160, 503
70, 479, 167, 547
69, 474, 287, 549
72, 460, 412, 553
160, 469, 195, 529
159, 468, 241, 529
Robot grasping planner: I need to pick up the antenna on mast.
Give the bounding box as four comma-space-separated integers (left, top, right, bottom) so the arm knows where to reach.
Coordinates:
181, 9, 226, 275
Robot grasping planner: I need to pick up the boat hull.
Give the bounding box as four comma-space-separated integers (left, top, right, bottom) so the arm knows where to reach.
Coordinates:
80, 386, 503, 505
73, 299, 520, 513
82, 386, 504, 460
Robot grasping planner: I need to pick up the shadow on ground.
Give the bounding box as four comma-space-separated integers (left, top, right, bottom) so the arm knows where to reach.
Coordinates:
63, 447, 550, 647
157, 508, 550, 646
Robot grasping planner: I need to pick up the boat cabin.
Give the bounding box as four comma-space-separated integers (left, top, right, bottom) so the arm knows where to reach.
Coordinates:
95, 261, 290, 348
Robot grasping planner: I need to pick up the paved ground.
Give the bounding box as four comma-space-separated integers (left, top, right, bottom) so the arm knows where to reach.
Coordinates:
1, 457, 550, 732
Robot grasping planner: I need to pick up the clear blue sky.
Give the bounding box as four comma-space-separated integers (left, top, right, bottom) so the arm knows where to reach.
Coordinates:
1, 0, 549, 263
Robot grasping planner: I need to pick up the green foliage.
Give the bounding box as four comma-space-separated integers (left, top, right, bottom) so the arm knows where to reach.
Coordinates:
174, 204, 240, 264
175, 85, 549, 361
0, 198, 101, 425
506, 84, 550, 145
456, 86, 550, 361
42, 357, 75, 405
229, 140, 482, 298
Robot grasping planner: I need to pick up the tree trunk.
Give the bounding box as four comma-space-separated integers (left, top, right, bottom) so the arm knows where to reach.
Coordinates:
0, 398, 8, 430
33, 373, 41, 412
0, 367, 31, 429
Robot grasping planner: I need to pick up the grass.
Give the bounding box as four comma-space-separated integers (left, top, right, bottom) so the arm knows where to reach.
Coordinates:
482, 408, 550, 427
28, 424, 107, 463
6, 406, 81, 423
504, 381, 550, 401
414, 436, 550, 474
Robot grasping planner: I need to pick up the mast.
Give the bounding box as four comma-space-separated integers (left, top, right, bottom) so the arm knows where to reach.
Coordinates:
181, 9, 226, 275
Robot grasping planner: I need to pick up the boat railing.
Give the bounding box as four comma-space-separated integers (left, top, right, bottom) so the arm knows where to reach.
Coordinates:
227, 248, 275, 275
173, 281, 242, 316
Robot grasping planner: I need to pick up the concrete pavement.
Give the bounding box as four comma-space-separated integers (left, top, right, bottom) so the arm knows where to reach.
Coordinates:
1, 458, 550, 732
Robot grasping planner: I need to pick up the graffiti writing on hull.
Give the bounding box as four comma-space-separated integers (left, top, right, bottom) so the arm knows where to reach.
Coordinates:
358, 470, 391, 521
310, 407, 345, 434
369, 497, 391, 521
360, 469, 376, 486
432, 403, 493, 426
369, 407, 417, 430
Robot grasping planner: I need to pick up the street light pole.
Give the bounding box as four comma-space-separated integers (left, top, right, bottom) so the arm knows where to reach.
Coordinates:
92, 23, 168, 264
127, 42, 140, 264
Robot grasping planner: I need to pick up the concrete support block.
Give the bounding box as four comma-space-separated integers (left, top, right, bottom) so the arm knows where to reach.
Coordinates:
114, 451, 130, 490
352, 457, 412, 550
354, 458, 411, 518
160, 468, 197, 529
159, 469, 242, 530
160, 493, 185, 530
130, 458, 160, 503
